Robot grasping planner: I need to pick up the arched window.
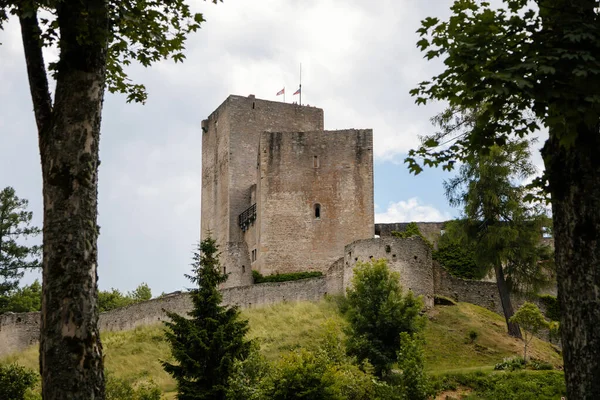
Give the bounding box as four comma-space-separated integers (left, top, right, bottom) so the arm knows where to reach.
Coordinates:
315, 203, 321, 219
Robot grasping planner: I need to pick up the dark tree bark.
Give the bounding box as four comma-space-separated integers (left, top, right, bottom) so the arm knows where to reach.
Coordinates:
18, 0, 109, 398
543, 125, 600, 399
493, 263, 522, 339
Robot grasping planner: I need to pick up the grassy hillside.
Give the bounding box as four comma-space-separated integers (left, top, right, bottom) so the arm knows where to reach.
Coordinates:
1, 299, 562, 398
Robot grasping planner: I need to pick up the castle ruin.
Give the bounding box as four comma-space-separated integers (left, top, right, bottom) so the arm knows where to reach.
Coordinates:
201, 95, 374, 287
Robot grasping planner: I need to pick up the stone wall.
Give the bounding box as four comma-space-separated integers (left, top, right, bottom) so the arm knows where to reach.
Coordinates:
0, 312, 40, 359
433, 261, 502, 314
375, 222, 446, 249
344, 237, 435, 307
0, 277, 329, 358
256, 129, 374, 275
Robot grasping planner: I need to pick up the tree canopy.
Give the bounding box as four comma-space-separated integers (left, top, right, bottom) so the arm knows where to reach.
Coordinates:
409, 1, 600, 397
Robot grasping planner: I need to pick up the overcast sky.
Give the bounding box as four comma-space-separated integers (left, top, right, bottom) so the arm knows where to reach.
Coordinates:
0, 0, 545, 295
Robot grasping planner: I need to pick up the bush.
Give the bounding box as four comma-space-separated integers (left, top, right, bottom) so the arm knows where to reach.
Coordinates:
252, 270, 323, 284
537, 294, 560, 321
465, 329, 479, 344
0, 363, 38, 400
494, 356, 525, 371
529, 360, 553, 371
431, 370, 565, 400
391, 222, 432, 248
105, 374, 162, 400
395, 333, 431, 400
344, 259, 425, 377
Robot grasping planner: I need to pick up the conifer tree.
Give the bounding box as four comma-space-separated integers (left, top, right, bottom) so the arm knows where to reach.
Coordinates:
162, 237, 251, 400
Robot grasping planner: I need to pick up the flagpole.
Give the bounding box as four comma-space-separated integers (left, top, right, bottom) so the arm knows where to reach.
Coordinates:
299, 63, 302, 105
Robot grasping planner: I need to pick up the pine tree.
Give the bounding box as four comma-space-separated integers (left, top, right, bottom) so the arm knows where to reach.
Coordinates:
162, 237, 251, 400
0, 187, 41, 298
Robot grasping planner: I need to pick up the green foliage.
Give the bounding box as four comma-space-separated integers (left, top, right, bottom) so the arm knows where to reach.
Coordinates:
530, 360, 554, 371
0, 187, 41, 298
391, 222, 432, 247
395, 332, 431, 400
509, 302, 550, 361
465, 329, 479, 344
494, 356, 525, 371
252, 270, 323, 284
344, 258, 425, 377
130, 283, 152, 302
433, 243, 482, 279
162, 237, 251, 400
98, 283, 153, 312
106, 373, 163, 400
0, 363, 38, 400
431, 370, 566, 400
1, 1, 221, 104
0, 280, 42, 314
252, 324, 397, 400
537, 295, 560, 322
408, 1, 600, 175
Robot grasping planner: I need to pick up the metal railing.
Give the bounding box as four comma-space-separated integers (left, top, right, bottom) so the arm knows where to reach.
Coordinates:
239, 203, 257, 232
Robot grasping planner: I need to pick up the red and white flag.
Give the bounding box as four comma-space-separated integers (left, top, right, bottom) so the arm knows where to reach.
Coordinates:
293, 87, 301, 95
276, 88, 285, 96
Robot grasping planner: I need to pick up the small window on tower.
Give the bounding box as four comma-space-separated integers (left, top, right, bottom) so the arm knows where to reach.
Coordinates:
315, 203, 321, 219
223, 266, 227, 274
313, 155, 319, 168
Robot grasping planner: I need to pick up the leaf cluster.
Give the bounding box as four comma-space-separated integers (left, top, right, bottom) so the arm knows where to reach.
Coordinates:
98, 282, 153, 313
0, 363, 38, 400
1, 0, 221, 103
0, 279, 42, 314
344, 259, 425, 377
407, 0, 600, 184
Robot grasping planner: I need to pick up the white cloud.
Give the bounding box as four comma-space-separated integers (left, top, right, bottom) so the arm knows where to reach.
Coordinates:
375, 197, 452, 223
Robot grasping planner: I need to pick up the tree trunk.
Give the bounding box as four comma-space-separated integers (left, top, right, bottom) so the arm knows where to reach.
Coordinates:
494, 263, 522, 339
18, 0, 109, 398
543, 126, 600, 399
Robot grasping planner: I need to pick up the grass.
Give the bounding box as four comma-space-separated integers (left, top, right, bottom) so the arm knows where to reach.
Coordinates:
1, 299, 563, 398
424, 302, 563, 372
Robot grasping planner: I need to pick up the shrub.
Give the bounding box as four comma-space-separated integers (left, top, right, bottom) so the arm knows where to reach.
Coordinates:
529, 360, 553, 371
344, 259, 425, 377
494, 356, 525, 371
105, 374, 162, 400
252, 270, 323, 284
395, 333, 431, 400
0, 363, 38, 400
430, 370, 566, 400
391, 222, 432, 248
537, 294, 560, 321
465, 329, 479, 344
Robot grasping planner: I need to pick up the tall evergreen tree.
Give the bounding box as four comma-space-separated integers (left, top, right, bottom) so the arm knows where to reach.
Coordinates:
163, 237, 251, 400
443, 138, 549, 338
0, 187, 41, 298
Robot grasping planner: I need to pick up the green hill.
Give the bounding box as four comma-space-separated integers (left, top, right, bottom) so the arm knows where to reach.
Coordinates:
1, 299, 563, 399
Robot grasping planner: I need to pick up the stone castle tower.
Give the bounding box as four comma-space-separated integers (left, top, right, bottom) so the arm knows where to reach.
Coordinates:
201, 95, 374, 288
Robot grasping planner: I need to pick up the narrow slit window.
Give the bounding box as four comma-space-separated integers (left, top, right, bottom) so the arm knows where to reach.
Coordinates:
315, 203, 321, 219
223, 267, 227, 274
313, 155, 319, 168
